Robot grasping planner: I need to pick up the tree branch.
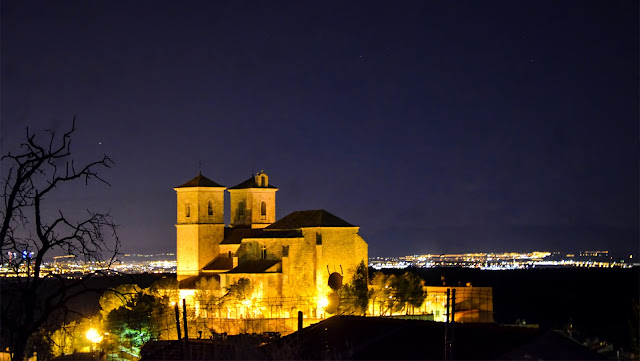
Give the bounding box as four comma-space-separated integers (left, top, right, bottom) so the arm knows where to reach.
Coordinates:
1, 118, 121, 360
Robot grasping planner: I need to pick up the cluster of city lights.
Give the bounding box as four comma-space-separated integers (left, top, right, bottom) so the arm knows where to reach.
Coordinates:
2, 251, 636, 278
0, 253, 177, 278
370, 251, 637, 270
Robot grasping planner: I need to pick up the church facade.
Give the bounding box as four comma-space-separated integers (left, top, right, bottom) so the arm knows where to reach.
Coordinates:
174, 171, 368, 314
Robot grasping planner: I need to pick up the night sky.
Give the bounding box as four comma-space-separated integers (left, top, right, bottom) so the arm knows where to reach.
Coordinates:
2, 1, 638, 257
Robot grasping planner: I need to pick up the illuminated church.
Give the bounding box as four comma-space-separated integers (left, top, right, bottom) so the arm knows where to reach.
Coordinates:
174, 171, 368, 308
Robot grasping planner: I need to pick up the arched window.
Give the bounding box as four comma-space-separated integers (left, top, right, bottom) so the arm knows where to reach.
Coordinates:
261, 176, 265, 187
238, 201, 245, 217
261, 244, 267, 259
207, 201, 213, 216
260, 201, 267, 219
186, 205, 190, 218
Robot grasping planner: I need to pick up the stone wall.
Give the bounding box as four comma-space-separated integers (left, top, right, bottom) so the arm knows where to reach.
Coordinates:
176, 224, 224, 280
175, 187, 225, 280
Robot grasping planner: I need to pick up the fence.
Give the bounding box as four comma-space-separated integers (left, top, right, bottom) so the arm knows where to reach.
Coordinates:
50, 287, 494, 360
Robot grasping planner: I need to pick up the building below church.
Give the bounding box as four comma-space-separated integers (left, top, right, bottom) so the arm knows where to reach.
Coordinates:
174, 171, 368, 318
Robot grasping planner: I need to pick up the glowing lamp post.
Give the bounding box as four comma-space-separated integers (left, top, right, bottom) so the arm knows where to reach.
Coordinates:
318, 293, 339, 316
86, 328, 103, 350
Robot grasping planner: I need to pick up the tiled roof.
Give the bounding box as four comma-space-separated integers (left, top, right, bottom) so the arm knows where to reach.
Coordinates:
228, 176, 277, 189
219, 228, 303, 245
141, 317, 605, 360
175, 173, 225, 188
178, 274, 220, 289
220, 228, 264, 244
253, 230, 303, 238
268, 316, 606, 361
226, 259, 281, 274
266, 210, 354, 229
202, 255, 234, 271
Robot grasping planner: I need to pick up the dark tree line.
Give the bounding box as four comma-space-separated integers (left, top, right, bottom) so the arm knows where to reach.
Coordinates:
337, 262, 427, 316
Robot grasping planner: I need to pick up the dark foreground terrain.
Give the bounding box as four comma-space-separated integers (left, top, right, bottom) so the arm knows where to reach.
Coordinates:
390, 266, 639, 351
2, 268, 637, 355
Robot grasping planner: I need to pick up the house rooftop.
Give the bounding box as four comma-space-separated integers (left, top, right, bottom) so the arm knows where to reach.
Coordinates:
226, 259, 281, 273
270, 316, 607, 360
140, 316, 606, 360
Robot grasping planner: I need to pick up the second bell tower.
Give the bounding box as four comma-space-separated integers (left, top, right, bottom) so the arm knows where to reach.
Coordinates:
228, 171, 278, 228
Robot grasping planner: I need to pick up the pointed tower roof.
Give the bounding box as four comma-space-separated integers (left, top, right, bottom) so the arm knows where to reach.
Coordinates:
229, 177, 278, 189
229, 171, 277, 189
175, 173, 225, 188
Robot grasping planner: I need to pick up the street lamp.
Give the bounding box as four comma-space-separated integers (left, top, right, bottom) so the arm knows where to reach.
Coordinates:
86, 328, 103, 346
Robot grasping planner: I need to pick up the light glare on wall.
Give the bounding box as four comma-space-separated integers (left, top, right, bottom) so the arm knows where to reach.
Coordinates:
318, 296, 329, 308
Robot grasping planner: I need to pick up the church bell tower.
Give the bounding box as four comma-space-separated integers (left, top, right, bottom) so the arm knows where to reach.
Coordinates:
174, 173, 226, 280
228, 171, 278, 228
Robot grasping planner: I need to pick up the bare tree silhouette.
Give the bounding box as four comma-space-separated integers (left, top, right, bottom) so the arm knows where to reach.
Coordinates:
0, 118, 120, 360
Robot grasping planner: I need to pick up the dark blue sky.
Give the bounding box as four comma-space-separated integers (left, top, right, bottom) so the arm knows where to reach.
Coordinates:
2, 1, 638, 256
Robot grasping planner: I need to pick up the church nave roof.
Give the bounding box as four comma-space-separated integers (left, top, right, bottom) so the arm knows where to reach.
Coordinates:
266, 210, 355, 229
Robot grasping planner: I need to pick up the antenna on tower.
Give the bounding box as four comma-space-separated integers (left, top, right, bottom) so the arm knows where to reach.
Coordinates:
198, 160, 202, 175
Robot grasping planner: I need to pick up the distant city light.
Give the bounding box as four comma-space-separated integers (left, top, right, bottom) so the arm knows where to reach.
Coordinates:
0, 251, 635, 278
369, 251, 637, 270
